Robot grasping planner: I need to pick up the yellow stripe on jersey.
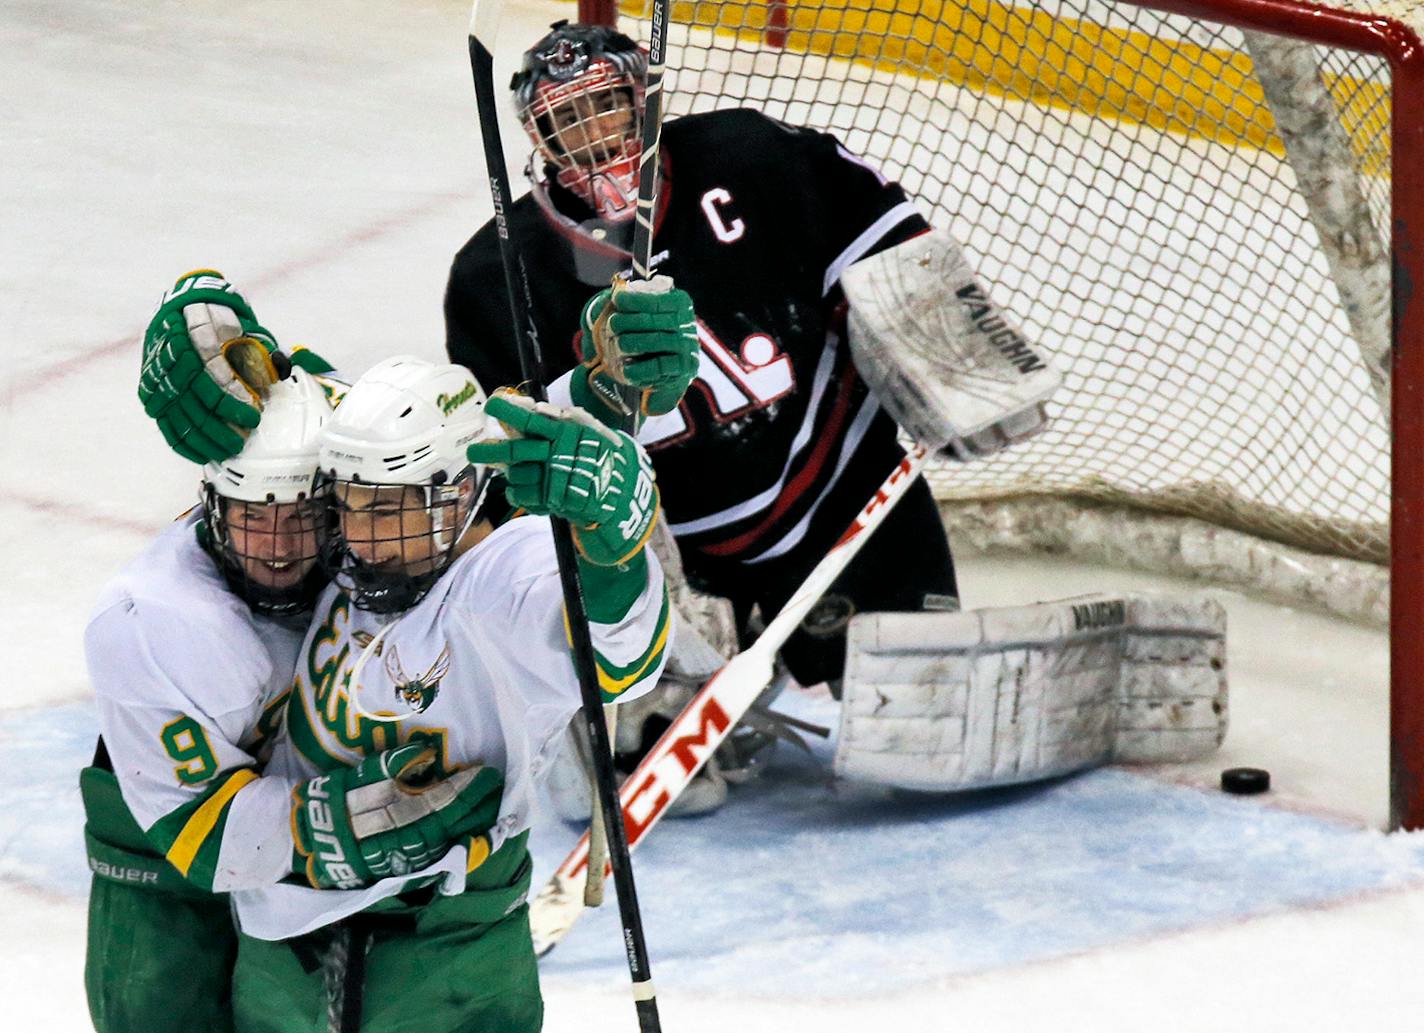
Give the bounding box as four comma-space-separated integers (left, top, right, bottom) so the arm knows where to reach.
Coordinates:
467, 833, 492, 873
165, 768, 259, 876
563, 590, 672, 699
598, 611, 670, 697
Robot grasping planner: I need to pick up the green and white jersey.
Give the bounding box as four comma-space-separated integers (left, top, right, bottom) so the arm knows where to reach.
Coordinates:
84, 511, 303, 894
234, 513, 671, 941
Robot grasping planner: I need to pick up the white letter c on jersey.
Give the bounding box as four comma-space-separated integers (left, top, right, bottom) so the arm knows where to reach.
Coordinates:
700, 188, 745, 243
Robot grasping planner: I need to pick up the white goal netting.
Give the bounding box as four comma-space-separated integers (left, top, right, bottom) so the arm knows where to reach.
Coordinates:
618, 0, 1408, 620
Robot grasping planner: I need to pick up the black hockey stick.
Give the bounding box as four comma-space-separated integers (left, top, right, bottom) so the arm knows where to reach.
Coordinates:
572, 0, 672, 429
467, 4, 662, 1031
321, 922, 371, 1033
630, 0, 670, 279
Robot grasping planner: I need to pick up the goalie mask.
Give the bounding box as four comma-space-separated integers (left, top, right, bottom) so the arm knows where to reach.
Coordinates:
319, 356, 491, 615
513, 21, 646, 230
201, 368, 333, 617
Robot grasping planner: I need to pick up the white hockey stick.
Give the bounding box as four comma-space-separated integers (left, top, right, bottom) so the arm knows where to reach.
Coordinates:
530, 443, 930, 955
583, 703, 617, 907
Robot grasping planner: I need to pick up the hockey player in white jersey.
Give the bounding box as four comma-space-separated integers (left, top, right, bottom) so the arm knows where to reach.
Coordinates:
228, 356, 670, 1032
84, 277, 503, 1033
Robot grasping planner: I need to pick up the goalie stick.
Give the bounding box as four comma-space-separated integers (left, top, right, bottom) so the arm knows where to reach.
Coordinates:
468, 4, 661, 1030
530, 443, 931, 956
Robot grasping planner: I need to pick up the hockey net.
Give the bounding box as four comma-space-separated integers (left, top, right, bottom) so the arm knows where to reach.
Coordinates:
578, 0, 1424, 827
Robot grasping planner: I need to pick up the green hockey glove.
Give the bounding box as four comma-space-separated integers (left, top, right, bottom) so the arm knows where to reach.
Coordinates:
573, 275, 699, 423
467, 390, 659, 568
290, 742, 503, 890
139, 270, 284, 464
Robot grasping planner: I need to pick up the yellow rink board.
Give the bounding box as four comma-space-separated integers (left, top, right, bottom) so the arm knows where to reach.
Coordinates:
608, 0, 1389, 168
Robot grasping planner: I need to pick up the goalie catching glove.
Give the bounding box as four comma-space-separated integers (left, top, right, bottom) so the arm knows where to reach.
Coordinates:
572, 275, 699, 422
468, 391, 659, 569
291, 742, 503, 890
139, 270, 335, 464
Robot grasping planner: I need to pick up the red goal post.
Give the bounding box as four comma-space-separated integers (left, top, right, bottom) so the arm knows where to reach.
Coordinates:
576, 0, 1424, 830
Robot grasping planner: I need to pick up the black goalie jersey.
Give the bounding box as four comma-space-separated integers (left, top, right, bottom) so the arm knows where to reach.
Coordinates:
446, 108, 945, 604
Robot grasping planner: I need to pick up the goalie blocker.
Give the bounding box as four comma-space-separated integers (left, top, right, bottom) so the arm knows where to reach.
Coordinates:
834, 593, 1227, 792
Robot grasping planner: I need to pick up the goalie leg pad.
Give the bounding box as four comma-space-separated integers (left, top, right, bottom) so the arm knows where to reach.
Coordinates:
648, 517, 738, 677
533, 520, 742, 823
833, 593, 1227, 791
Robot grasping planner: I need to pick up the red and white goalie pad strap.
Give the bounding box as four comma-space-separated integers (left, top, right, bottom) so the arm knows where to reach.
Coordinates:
842, 227, 1063, 459
834, 593, 1228, 793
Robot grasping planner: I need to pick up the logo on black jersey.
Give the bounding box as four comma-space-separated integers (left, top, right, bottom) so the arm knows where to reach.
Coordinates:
700, 188, 746, 243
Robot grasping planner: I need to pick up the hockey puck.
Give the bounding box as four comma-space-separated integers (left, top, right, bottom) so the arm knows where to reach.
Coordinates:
1220, 767, 1271, 795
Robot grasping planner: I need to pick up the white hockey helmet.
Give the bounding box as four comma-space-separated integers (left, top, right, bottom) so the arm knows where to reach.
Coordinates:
203, 367, 331, 503
320, 355, 488, 488
320, 356, 491, 614
201, 367, 335, 616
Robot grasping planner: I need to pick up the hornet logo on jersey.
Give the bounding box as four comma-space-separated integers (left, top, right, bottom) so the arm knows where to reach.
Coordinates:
381, 643, 451, 713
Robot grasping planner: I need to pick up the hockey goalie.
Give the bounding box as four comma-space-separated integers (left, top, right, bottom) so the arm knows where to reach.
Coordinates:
439, 22, 1229, 824
830, 227, 1228, 793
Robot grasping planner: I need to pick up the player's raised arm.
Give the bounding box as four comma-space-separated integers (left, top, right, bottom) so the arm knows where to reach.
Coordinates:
469, 389, 671, 703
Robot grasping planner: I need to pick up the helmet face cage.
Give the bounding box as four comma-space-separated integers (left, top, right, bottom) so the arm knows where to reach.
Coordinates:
325, 469, 487, 615
514, 23, 646, 221
202, 483, 331, 618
